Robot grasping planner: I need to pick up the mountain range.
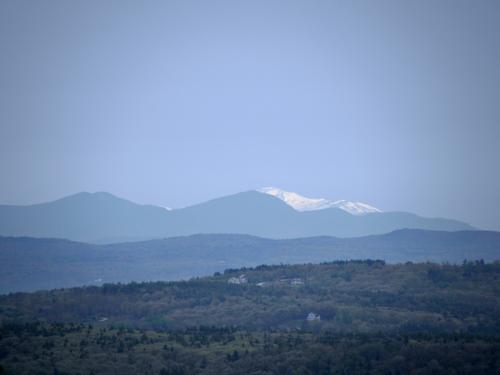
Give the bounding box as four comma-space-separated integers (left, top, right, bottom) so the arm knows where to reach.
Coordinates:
0, 189, 473, 243
1, 229, 499, 293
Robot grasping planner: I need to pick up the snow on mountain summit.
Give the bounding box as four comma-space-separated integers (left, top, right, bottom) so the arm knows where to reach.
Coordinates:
329, 200, 382, 215
258, 187, 332, 211
258, 187, 381, 215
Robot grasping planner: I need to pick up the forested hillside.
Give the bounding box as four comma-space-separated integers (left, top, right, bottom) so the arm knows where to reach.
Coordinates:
1, 260, 500, 374
2, 260, 499, 333
1, 324, 498, 374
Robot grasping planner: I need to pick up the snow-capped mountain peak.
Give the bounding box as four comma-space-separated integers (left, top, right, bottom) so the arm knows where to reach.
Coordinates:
258, 187, 381, 215
258, 187, 332, 211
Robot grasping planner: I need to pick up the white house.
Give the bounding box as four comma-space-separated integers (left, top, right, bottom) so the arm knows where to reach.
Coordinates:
228, 274, 248, 284
307, 312, 320, 321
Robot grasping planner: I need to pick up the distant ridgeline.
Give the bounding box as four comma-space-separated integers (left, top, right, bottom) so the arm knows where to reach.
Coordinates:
0, 191, 473, 243
1, 229, 500, 293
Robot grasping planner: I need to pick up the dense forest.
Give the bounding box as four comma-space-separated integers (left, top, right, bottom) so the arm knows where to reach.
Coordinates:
1, 260, 500, 373
1, 323, 499, 374
2, 260, 499, 333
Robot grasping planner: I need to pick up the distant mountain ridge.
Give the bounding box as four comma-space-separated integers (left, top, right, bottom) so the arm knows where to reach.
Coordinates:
1, 229, 499, 293
0, 190, 473, 243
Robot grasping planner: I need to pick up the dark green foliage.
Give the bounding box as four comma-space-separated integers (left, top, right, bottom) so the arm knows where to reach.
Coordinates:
1, 260, 499, 334
1, 260, 500, 373
0, 323, 499, 374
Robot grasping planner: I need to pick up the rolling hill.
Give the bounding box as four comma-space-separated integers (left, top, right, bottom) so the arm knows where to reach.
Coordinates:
1, 229, 499, 293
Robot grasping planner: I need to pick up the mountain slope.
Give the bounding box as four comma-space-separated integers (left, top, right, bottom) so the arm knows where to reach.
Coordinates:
1, 229, 499, 293
0, 192, 171, 242
0, 191, 473, 242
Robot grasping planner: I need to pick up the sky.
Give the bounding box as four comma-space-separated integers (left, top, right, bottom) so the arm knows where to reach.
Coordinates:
0, 0, 499, 230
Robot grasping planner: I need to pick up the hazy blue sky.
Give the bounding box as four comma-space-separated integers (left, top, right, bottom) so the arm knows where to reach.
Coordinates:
1, 0, 499, 230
